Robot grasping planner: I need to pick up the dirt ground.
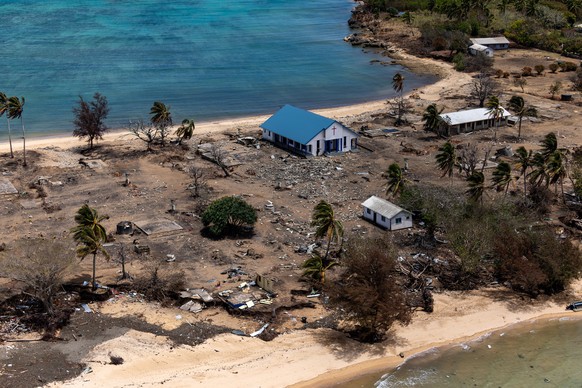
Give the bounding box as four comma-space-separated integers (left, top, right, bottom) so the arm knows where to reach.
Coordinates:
2, 32, 582, 386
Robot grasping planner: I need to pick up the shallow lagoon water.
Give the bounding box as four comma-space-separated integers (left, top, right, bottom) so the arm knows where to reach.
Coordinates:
0, 0, 434, 139
339, 317, 582, 387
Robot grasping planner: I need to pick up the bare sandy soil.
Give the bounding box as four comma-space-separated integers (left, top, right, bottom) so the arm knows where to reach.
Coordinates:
2, 22, 582, 388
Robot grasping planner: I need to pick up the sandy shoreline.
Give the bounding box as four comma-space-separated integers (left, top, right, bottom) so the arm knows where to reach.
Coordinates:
43, 284, 581, 388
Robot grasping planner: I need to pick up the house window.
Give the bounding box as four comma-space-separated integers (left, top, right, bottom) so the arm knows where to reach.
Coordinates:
380, 215, 386, 222
351, 138, 357, 149
343, 136, 347, 147
366, 208, 371, 214
308, 145, 312, 153
395, 217, 402, 224
406, 215, 410, 220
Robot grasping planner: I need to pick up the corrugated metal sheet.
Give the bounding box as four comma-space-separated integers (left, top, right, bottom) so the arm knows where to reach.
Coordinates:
260, 104, 334, 144
361, 195, 409, 218
440, 107, 511, 126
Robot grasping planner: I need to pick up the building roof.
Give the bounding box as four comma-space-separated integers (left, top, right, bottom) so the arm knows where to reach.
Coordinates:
470, 37, 510, 46
361, 196, 410, 219
469, 43, 491, 52
440, 107, 511, 126
260, 104, 335, 144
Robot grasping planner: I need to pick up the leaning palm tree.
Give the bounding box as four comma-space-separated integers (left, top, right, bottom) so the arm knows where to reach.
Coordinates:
311, 200, 344, 260
540, 132, 558, 161
175, 118, 195, 144
7, 96, 26, 166
466, 171, 485, 205
71, 204, 109, 290
422, 103, 444, 136
301, 252, 339, 285
508, 96, 537, 140
385, 163, 406, 197
150, 101, 172, 146
514, 146, 533, 195
491, 161, 513, 195
528, 152, 550, 188
547, 150, 568, 199
435, 141, 457, 182
486, 95, 504, 142
0, 92, 14, 158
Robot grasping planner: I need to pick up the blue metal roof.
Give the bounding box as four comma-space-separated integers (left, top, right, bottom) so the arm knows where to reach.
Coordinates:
260, 104, 335, 144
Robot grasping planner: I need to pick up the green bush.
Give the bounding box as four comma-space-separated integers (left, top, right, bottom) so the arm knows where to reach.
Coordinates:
201, 196, 257, 237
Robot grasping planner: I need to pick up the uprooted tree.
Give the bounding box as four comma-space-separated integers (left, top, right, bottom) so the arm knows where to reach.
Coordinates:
325, 237, 412, 343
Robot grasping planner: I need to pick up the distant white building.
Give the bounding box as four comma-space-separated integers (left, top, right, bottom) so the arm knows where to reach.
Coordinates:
469, 43, 494, 58
361, 196, 412, 231
470, 37, 510, 50
439, 107, 511, 135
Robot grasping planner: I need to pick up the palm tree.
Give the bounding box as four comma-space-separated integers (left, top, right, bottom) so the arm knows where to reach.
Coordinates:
508, 96, 537, 140
311, 200, 344, 260
491, 161, 513, 195
422, 103, 444, 136
435, 141, 457, 182
385, 163, 405, 196
0, 92, 14, 158
514, 146, 533, 195
392, 73, 405, 124
547, 150, 568, 199
302, 252, 338, 285
150, 101, 172, 146
7, 96, 26, 166
466, 171, 485, 204
74, 226, 109, 291
528, 152, 550, 188
71, 204, 109, 290
540, 132, 558, 161
175, 118, 195, 144
486, 95, 504, 142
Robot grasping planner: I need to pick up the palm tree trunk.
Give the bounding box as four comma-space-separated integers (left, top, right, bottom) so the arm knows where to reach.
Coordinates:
92, 252, 97, 291
21, 117, 26, 166
324, 234, 331, 260
7, 118, 13, 158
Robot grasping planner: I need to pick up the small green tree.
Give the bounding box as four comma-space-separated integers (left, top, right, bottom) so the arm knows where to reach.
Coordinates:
72, 93, 110, 150
549, 81, 562, 99
201, 196, 257, 237
549, 63, 559, 73
176, 118, 195, 144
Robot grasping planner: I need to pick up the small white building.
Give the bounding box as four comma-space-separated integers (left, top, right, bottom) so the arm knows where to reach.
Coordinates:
439, 107, 511, 135
469, 43, 494, 58
260, 104, 359, 157
470, 37, 510, 50
361, 196, 413, 231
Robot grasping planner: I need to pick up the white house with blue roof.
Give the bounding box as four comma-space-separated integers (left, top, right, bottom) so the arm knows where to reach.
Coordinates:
260, 104, 359, 156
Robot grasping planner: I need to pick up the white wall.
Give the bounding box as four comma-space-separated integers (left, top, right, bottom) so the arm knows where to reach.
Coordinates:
389, 210, 413, 230
306, 122, 359, 156
362, 207, 412, 230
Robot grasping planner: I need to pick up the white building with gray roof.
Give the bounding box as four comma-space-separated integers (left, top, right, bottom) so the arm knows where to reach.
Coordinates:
439, 107, 511, 135
470, 37, 510, 50
361, 196, 412, 230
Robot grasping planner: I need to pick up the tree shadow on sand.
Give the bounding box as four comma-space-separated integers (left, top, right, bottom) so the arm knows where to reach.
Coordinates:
311, 327, 407, 362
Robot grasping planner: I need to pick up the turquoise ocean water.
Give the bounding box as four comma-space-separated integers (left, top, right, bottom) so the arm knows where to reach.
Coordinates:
0, 0, 434, 140
340, 317, 582, 387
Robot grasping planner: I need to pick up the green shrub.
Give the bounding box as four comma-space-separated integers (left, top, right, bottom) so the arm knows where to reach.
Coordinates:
201, 196, 257, 237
